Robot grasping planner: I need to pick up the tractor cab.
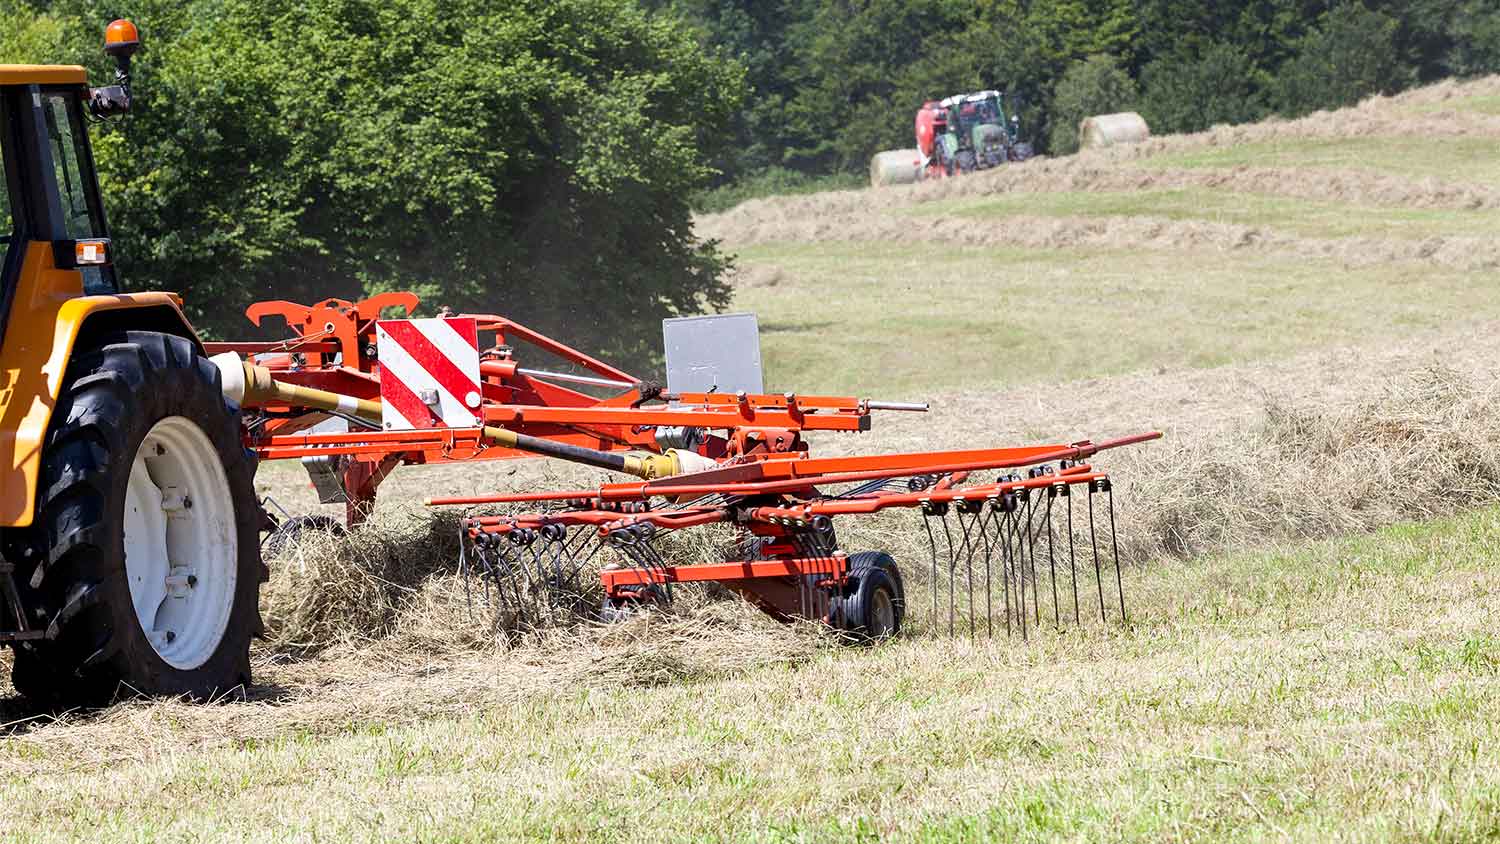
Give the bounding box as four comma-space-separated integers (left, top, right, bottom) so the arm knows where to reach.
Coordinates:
0, 20, 139, 325
938, 90, 1032, 173
0, 67, 115, 304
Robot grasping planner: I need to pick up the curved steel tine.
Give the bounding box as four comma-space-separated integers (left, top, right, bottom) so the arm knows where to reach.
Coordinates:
1088, 482, 1105, 623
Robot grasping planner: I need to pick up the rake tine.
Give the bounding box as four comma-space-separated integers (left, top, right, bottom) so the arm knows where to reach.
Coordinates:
548, 533, 565, 607
923, 513, 938, 633
1010, 502, 1026, 641
1024, 491, 1040, 630
957, 507, 976, 638
980, 505, 996, 637
533, 537, 553, 626
639, 532, 675, 603
1088, 483, 1105, 623
941, 509, 957, 637
1106, 480, 1125, 624
481, 541, 498, 610
459, 528, 474, 618
503, 543, 529, 625
530, 540, 554, 626
998, 505, 1011, 637
1066, 486, 1079, 625
1045, 491, 1059, 629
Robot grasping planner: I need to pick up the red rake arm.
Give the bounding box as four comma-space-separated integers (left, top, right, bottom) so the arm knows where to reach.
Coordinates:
425, 431, 1162, 508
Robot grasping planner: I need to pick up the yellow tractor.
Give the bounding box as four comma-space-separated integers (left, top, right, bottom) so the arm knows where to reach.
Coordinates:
0, 21, 263, 702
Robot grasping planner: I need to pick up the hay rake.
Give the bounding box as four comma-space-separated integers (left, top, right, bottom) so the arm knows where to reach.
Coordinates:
431, 436, 1152, 638
209, 292, 1159, 640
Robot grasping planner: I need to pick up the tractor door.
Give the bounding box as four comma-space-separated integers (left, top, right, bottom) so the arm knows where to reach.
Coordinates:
0, 88, 21, 331
36, 87, 114, 294
0, 84, 116, 346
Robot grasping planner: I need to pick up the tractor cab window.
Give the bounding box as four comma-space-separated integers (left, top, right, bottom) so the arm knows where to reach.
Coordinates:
40, 91, 111, 292
0, 141, 11, 270
40, 92, 104, 240
0, 103, 12, 272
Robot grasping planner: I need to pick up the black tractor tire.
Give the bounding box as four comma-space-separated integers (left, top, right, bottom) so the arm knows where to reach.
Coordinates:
5, 330, 264, 704
1011, 142, 1036, 162
955, 149, 978, 174
830, 551, 905, 642
262, 513, 346, 558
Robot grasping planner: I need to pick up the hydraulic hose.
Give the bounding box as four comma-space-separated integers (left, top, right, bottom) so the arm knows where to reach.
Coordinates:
211, 353, 707, 480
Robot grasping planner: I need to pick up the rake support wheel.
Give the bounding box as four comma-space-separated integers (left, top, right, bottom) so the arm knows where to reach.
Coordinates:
831, 551, 905, 641
7, 331, 263, 703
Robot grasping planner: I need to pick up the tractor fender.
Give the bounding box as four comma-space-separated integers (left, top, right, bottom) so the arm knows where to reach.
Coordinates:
1, 243, 201, 527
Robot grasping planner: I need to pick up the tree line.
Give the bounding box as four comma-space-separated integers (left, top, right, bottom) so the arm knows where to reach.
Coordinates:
3, 0, 743, 362
662, 0, 1500, 192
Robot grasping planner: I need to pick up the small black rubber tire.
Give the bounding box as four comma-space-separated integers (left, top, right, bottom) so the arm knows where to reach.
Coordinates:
1011, 142, 1036, 162
5, 330, 264, 704
830, 551, 905, 642
263, 513, 346, 558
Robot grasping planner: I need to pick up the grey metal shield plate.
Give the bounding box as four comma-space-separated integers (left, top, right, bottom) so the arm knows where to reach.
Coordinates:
663, 313, 764, 395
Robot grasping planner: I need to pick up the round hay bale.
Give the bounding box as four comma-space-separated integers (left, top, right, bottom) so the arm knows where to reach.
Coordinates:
1079, 112, 1151, 149
870, 149, 922, 187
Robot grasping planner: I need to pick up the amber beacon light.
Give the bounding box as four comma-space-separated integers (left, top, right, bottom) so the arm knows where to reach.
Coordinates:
103, 19, 140, 58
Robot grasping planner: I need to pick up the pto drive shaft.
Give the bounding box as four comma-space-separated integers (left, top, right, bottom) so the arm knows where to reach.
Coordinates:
210, 353, 712, 480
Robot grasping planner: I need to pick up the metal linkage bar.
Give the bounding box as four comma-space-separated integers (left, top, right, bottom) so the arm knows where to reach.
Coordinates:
600, 555, 848, 598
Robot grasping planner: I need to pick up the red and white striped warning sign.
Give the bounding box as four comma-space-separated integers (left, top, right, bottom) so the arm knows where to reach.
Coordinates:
375, 317, 483, 430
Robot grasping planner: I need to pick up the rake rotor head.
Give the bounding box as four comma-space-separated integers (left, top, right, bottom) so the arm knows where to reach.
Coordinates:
449, 436, 1144, 641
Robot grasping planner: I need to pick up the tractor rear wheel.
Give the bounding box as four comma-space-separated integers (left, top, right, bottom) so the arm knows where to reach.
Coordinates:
7, 331, 263, 703
830, 551, 905, 641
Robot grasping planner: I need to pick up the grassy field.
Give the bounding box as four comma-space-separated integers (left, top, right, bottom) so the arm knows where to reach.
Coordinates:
733, 241, 1489, 396
4, 508, 1500, 841
1139, 135, 1500, 186
6, 76, 1500, 842
912, 187, 1500, 239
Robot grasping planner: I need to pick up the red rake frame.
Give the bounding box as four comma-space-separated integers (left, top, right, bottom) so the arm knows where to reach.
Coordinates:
437, 434, 1158, 636
220, 294, 1160, 636
212, 294, 907, 523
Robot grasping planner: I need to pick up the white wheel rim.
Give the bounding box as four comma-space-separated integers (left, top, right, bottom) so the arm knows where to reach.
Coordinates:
123, 416, 237, 670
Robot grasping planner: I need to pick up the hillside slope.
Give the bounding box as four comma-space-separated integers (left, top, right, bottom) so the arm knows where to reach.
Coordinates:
699, 75, 1500, 397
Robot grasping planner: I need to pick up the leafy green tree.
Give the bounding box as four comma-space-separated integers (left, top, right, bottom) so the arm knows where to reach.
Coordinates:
1447, 0, 1500, 75
1047, 53, 1137, 154
0, 2, 85, 63
1139, 41, 1266, 135
1275, 2, 1406, 116
657, 0, 815, 182
29, 0, 744, 364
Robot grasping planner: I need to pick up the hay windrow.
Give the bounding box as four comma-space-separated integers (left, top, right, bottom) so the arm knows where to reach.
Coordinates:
711, 211, 1500, 271
252, 360, 1500, 664
1117, 365, 1500, 563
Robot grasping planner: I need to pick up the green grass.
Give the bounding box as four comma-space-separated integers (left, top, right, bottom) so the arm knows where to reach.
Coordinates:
909, 187, 1500, 239
1139, 135, 1500, 186
1407, 93, 1500, 115
6, 507, 1500, 841
731, 240, 1492, 396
